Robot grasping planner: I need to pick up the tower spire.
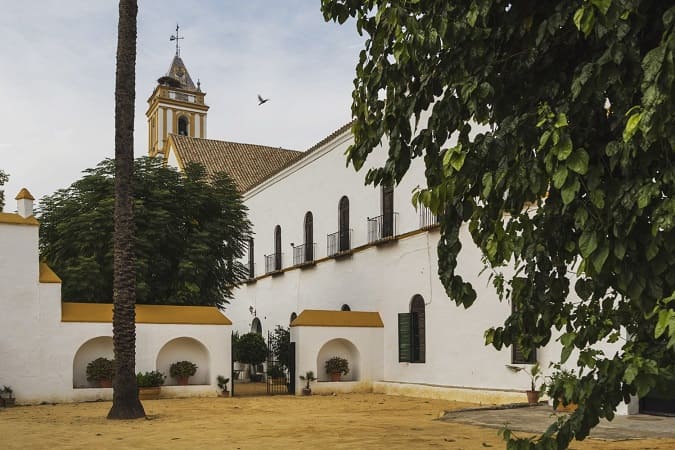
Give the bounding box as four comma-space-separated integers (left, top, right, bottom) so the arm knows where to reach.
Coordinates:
169, 24, 184, 56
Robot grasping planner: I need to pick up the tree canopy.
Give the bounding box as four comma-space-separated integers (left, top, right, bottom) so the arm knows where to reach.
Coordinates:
322, 0, 673, 448
0, 169, 8, 210
39, 157, 251, 308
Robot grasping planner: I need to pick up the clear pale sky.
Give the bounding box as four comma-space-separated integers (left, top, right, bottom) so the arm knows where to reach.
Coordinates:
0, 0, 363, 209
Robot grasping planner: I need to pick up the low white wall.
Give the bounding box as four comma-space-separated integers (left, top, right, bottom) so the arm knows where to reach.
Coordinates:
291, 325, 383, 395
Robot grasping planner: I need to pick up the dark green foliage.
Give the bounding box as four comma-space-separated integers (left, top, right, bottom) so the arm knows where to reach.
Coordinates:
86, 357, 115, 382
325, 356, 349, 375
38, 157, 251, 308
0, 169, 8, 210
136, 371, 165, 388
322, 0, 674, 448
266, 364, 285, 378
169, 361, 198, 378
270, 326, 291, 370
233, 332, 268, 365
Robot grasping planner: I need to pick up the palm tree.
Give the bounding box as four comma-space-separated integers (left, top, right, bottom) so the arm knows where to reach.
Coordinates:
107, 0, 145, 420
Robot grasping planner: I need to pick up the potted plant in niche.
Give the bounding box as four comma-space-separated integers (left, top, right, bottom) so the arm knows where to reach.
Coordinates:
325, 356, 349, 382
86, 357, 114, 388
217, 375, 230, 397
170, 361, 198, 385
547, 367, 579, 412
0, 386, 15, 407
266, 364, 286, 385
507, 362, 542, 404
299, 371, 317, 395
137, 371, 165, 400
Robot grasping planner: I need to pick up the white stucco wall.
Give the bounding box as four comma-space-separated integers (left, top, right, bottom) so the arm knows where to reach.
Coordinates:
225, 126, 639, 413
291, 325, 383, 395
0, 213, 231, 405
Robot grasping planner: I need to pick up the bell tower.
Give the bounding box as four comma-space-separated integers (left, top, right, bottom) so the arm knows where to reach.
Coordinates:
146, 25, 209, 157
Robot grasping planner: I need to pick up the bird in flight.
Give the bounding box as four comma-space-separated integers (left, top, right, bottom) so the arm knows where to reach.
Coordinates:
258, 94, 270, 106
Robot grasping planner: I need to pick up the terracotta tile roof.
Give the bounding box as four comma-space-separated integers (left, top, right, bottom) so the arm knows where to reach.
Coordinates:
169, 135, 303, 192
168, 121, 354, 193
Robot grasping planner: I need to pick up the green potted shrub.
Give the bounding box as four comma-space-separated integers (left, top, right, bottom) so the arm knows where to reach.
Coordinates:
507, 362, 542, 404
266, 364, 286, 385
0, 386, 15, 407
299, 371, 317, 395
217, 375, 230, 397
546, 367, 578, 412
86, 357, 114, 388
137, 371, 165, 400
325, 356, 349, 382
170, 361, 198, 385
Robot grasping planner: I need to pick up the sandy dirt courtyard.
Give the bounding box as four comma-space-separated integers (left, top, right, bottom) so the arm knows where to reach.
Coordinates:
1, 393, 674, 449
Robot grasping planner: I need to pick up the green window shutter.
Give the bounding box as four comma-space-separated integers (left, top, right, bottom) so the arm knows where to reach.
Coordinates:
398, 313, 411, 362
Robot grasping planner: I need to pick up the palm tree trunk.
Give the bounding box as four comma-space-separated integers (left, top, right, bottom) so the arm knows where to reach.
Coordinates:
107, 0, 145, 420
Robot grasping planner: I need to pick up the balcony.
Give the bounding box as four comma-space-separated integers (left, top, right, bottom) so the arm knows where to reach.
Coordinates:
327, 229, 353, 257
419, 206, 439, 229
264, 253, 283, 274
367, 213, 399, 244
293, 243, 316, 267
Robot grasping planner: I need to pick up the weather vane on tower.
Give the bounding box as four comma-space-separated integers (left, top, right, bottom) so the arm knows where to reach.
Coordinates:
170, 24, 184, 56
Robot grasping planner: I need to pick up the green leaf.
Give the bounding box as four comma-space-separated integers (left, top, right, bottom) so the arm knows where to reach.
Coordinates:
624, 364, 638, 384
561, 178, 580, 205
555, 135, 573, 160
553, 165, 568, 189
654, 310, 673, 339
579, 230, 598, 258
592, 244, 609, 272
574, 5, 596, 37
554, 113, 568, 129
623, 112, 642, 142
567, 148, 589, 174
590, 0, 611, 15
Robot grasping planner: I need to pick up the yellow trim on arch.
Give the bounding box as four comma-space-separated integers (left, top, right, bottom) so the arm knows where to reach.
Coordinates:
291, 310, 384, 328
61, 302, 232, 325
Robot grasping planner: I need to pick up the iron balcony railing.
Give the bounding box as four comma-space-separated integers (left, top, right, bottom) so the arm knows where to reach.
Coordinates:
419, 206, 439, 229
327, 229, 353, 257
293, 243, 316, 266
367, 213, 399, 243
264, 252, 283, 273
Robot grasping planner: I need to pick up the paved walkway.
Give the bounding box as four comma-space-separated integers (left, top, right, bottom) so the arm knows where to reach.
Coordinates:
440, 404, 675, 441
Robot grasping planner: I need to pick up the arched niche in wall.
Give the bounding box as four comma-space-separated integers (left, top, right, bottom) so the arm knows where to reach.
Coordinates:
156, 337, 210, 386
251, 317, 263, 335
72, 336, 113, 388
316, 338, 360, 382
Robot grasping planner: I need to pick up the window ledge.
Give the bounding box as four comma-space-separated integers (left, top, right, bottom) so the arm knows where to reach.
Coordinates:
330, 250, 353, 260
295, 261, 316, 270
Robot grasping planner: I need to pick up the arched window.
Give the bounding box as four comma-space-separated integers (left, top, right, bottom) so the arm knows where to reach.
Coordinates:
338, 196, 350, 251
251, 317, 262, 335
382, 184, 394, 238
341, 304, 351, 311
290, 312, 297, 325
398, 295, 426, 363
274, 225, 282, 270
304, 212, 313, 262
178, 115, 189, 136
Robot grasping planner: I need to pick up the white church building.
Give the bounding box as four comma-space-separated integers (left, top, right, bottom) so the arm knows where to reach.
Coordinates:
150, 51, 648, 414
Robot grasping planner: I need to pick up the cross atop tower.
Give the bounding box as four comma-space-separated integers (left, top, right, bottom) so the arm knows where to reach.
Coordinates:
170, 24, 184, 56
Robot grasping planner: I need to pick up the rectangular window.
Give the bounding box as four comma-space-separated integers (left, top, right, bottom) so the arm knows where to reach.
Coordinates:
398, 312, 425, 363
247, 238, 254, 279
511, 303, 536, 364
398, 313, 411, 363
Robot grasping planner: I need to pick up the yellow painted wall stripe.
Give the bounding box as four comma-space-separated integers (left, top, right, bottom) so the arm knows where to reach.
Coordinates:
39, 263, 61, 283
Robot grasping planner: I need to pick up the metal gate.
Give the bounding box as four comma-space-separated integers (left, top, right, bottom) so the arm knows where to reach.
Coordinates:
266, 329, 295, 395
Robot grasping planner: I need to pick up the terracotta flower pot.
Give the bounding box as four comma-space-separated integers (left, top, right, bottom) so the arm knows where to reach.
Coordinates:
330, 372, 342, 382
176, 376, 189, 386
99, 379, 112, 388
526, 390, 540, 404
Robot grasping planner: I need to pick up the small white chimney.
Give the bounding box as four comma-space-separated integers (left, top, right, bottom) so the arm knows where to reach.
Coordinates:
15, 188, 35, 218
